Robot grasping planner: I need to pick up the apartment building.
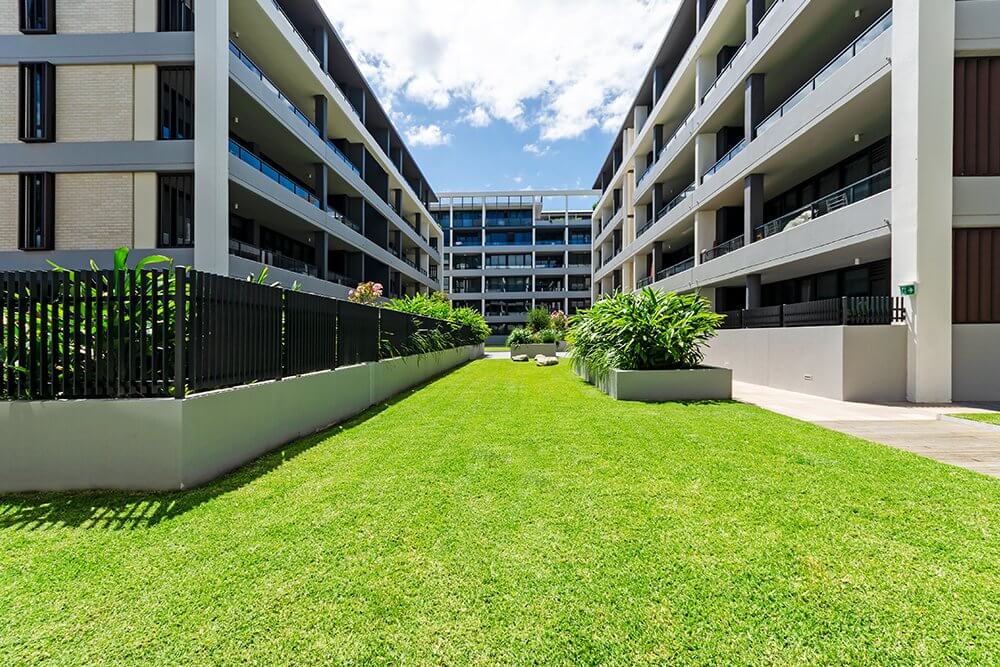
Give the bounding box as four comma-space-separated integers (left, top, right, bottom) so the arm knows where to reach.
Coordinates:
431, 190, 597, 343
0, 0, 443, 298
591, 0, 1000, 403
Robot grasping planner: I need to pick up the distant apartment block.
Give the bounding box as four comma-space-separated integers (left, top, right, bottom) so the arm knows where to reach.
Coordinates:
0, 0, 443, 298
431, 190, 598, 342
591, 0, 1000, 403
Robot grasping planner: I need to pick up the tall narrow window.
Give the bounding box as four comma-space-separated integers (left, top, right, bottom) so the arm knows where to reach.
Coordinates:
158, 0, 194, 32
19, 173, 55, 251
158, 67, 194, 140
20, 0, 55, 33
19, 62, 55, 143
158, 174, 194, 248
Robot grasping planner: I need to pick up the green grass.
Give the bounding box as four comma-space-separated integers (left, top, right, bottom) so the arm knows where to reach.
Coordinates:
2, 361, 998, 665
952, 413, 1000, 426
485, 345, 509, 352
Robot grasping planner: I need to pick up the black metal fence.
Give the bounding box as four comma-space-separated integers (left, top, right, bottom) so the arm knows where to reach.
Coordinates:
718, 297, 906, 330
1, 269, 475, 401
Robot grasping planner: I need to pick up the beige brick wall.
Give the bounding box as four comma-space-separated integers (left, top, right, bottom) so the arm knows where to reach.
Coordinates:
57, 0, 135, 34
57, 66, 135, 142
1, 0, 136, 34
0, 175, 18, 250
55, 173, 134, 249
0, 67, 17, 143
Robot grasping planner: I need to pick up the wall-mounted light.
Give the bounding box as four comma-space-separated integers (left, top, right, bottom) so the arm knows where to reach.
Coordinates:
233, 116, 239, 124
854, 133, 862, 143
854, 9, 862, 19
234, 202, 240, 211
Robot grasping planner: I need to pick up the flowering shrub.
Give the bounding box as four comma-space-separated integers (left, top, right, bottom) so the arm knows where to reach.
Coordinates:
348, 281, 383, 306
549, 310, 568, 331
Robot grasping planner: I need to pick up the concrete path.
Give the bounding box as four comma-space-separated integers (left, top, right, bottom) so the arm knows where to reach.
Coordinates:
733, 382, 1000, 479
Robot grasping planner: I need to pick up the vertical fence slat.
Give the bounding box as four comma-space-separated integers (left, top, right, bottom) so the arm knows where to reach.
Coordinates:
174, 267, 186, 399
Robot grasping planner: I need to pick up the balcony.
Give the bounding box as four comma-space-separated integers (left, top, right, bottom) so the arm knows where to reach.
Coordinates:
229, 239, 318, 277
701, 42, 746, 105
701, 139, 746, 184
637, 108, 695, 188
636, 275, 654, 289
755, 169, 891, 241
640, 181, 696, 238
329, 209, 362, 234
569, 237, 592, 246
756, 10, 893, 137
656, 257, 694, 281
229, 138, 320, 208
701, 236, 744, 263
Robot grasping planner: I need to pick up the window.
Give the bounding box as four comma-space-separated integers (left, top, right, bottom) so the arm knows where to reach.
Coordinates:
159, 67, 194, 140
18, 173, 54, 251
158, 174, 194, 248
19, 62, 55, 143
954, 228, 1000, 323
19, 0, 55, 34
955, 57, 1000, 177
159, 0, 194, 32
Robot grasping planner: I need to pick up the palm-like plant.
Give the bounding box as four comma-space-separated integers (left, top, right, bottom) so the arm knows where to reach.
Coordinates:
568, 289, 723, 381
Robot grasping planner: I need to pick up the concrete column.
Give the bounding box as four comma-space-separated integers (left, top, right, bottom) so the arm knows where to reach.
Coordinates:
314, 95, 328, 139
633, 105, 649, 133
744, 73, 765, 142
314, 163, 328, 211
653, 124, 664, 158
746, 0, 765, 41
652, 66, 666, 104
744, 174, 763, 242
312, 27, 329, 73
891, 0, 955, 403
695, 55, 717, 107
695, 133, 718, 185
193, 0, 229, 275
697, 0, 713, 28
745, 273, 762, 309
316, 232, 328, 279
694, 210, 716, 265
652, 241, 665, 275
651, 183, 664, 221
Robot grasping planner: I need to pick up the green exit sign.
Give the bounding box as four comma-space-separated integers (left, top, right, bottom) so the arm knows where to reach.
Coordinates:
899, 283, 917, 296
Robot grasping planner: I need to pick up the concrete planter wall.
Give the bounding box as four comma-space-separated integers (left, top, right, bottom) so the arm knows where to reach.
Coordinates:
577, 364, 732, 402
0, 344, 484, 493
510, 343, 557, 358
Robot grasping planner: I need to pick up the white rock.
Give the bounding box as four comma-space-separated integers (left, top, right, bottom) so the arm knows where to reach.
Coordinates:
511, 354, 529, 362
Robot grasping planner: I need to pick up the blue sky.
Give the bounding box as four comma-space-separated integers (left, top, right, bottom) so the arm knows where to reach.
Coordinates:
323, 0, 680, 194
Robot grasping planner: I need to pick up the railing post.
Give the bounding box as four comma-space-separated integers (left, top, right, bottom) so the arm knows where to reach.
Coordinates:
841, 296, 849, 325
173, 267, 186, 399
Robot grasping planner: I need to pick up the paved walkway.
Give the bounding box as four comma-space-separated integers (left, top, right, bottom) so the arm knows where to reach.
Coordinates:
733, 382, 1000, 478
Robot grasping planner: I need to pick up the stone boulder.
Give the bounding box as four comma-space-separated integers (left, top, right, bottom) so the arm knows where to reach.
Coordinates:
535, 355, 559, 367
511, 354, 530, 362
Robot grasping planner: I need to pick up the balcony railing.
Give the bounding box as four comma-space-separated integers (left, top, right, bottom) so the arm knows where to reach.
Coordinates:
701, 139, 746, 183
701, 42, 746, 104
230, 41, 322, 139
757, 9, 892, 136
229, 239, 318, 277
720, 297, 906, 329
755, 168, 891, 241
656, 257, 695, 281
229, 138, 320, 208
569, 237, 592, 245
535, 285, 566, 293
329, 209, 362, 234
326, 140, 361, 177
642, 181, 697, 235
701, 235, 744, 263
637, 108, 696, 187
636, 275, 654, 289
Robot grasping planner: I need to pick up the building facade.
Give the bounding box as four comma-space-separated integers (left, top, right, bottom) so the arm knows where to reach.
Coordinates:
432, 190, 597, 344
591, 0, 1000, 403
0, 0, 443, 298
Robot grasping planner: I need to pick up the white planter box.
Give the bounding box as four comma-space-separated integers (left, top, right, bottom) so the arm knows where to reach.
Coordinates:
510, 343, 557, 358
585, 366, 732, 402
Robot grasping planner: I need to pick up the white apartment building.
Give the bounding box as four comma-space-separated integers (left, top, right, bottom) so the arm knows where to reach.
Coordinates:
0, 0, 443, 298
431, 190, 597, 343
591, 0, 1000, 403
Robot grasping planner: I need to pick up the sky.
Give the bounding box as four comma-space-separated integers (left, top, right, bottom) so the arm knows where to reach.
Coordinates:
320, 0, 681, 194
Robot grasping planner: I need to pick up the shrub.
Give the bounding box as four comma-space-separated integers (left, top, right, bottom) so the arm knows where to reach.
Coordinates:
348, 281, 382, 305
506, 327, 535, 347
568, 289, 723, 380
549, 309, 568, 332
386, 293, 490, 353
538, 328, 560, 344
525, 307, 551, 333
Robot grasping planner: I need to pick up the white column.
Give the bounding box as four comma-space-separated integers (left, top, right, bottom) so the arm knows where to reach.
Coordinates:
694, 210, 716, 266
695, 55, 717, 108
891, 0, 955, 403
695, 133, 717, 187
193, 0, 229, 275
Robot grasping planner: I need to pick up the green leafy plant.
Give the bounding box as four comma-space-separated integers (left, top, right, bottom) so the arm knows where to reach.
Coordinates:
506, 327, 535, 347
538, 328, 560, 344
245, 266, 302, 292
568, 288, 723, 381
383, 293, 490, 357
525, 307, 552, 333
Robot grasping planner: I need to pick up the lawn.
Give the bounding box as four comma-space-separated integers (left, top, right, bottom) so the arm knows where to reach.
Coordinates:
1, 360, 998, 664
953, 413, 1000, 426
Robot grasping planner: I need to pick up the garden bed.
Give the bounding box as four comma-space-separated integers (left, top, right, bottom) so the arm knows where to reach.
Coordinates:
578, 365, 732, 402
510, 343, 558, 358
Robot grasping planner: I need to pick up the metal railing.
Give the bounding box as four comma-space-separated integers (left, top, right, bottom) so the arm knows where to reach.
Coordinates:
637, 108, 696, 187
230, 41, 321, 139
229, 239, 318, 277
655, 257, 695, 281
701, 235, 744, 263
755, 169, 891, 240
720, 297, 906, 330
647, 181, 696, 233
701, 42, 746, 104
329, 209, 362, 234
756, 9, 892, 136
636, 275, 654, 289
701, 139, 746, 183
326, 140, 361, 177
229, 138, 320, 207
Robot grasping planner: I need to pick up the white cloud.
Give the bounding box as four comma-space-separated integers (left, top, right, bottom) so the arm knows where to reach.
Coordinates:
322, 0, 679, 143
405, 124, 452, 147
462, 106, 492, 128
523, 142, 551, 157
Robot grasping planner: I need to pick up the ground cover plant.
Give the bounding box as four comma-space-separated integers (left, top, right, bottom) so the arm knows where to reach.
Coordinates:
952, 413, 1000, 426
0, 361, 997, 664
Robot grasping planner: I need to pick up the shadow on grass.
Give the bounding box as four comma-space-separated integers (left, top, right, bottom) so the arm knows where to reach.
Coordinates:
0, 363, 471, 532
